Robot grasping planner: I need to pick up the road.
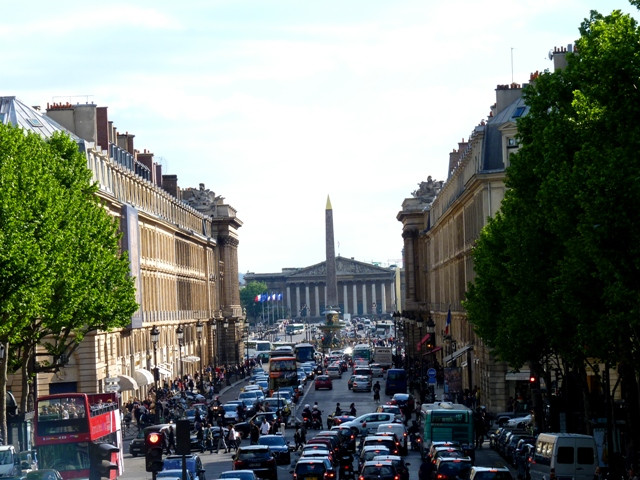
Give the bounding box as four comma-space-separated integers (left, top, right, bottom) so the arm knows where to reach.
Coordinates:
120, 331, 514, 479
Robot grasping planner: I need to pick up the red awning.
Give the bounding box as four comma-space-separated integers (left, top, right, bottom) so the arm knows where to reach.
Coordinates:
422, 346, 443, 356
416, 333, 431, 351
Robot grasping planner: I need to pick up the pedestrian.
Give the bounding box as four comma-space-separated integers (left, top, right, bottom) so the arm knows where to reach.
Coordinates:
349, 403, 357, 416
373, 381, 381, 403
250, 420, 260, 445
166, 424, 176, 455
294, 426, 304, 451
216, 424, 227, 453
226, 425, 237, 453
204, 423, 214, 454
335, 403, 342, 416
260, 417, 270, 436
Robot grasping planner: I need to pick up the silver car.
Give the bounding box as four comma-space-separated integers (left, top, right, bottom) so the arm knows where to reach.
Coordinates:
351, 375, 372, 392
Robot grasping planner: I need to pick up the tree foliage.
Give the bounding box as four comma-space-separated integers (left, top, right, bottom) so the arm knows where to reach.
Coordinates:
240, 281, 268, 322
465, 9, 640, 376
0, 124, 138, 430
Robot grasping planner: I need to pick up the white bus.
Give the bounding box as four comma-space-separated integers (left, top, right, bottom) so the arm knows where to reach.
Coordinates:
246, 340, 272, 359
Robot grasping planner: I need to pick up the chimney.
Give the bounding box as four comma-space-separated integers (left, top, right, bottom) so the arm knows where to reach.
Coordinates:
117, 133, 135, 155
495, 83, 522, 115
96, 107, 109, 152
154, 163, 162, 188
552, 44, 573, 71
137, 150, 154, 174
162, 174, 179, 199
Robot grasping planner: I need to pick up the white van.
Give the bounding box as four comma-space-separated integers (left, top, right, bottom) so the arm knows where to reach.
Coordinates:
0, 445, 20, 477
529, 433, 597, 480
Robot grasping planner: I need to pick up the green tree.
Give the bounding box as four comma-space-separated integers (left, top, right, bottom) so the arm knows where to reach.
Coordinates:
465, 8, 640, 437
0, 125, 138, 442
240, 281, 268, 324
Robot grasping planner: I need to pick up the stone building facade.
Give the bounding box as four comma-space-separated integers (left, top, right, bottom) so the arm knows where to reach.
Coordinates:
245, 257, 400, 321
397, 83, 527, 413
2, 97, 244, 406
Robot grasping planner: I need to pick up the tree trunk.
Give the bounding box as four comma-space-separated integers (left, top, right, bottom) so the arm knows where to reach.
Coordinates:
0, 342, 8, 445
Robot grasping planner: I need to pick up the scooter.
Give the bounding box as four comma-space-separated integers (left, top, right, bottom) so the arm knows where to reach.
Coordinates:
339, 453, 356, 480
410, 432, 422, 451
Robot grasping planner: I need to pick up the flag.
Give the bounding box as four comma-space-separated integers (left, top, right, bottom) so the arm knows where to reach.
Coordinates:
445, 306, 451, 335
254, 294, 260, 302
277, 293, 283, 301
261, 294, 268, 302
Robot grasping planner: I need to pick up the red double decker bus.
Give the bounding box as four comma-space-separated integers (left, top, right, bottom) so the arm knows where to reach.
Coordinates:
35, 393, 123, 480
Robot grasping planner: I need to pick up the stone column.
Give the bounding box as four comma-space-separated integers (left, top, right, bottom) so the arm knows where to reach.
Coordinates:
305, 285, 310, 317
314, 285, 320, 316
362, 284, 368, 315
381, 283, 387, 313
343, 284, 349, 314
371, 283, 377, 314
352, 284, 358, 316
296, 285, 301, 316
286, 285, 292, 315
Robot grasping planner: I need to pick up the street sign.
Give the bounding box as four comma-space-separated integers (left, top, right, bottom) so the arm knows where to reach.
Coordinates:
105, 377, 120, 384
105, 384, 120, 392
428, 377, 437, 384
427, 368, 437, 378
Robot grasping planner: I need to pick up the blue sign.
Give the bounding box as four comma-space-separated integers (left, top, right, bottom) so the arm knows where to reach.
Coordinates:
427, 368, 437, 378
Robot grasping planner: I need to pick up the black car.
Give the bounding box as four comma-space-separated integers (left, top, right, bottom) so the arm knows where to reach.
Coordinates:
359, 460, 399, 480
292, 458, 335, 480
129, 424, 174, 456
258, 434, 292, 465
433, 456, 473, 480
233, 445, 277, 480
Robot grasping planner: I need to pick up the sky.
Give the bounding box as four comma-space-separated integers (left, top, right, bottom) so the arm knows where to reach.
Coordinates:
3, 0, 638, 275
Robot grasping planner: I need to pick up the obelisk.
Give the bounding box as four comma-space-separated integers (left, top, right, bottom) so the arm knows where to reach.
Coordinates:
325, 195, 338, 310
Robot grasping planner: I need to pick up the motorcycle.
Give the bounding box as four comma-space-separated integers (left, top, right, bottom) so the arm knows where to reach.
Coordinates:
302, 415, 312, 429
339, 453, 356, 480
311, 415, 323, 430
410, 432, 422, 451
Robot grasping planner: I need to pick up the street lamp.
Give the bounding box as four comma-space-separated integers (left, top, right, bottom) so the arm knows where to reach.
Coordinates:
210, 319, 217, 391
176, 325, 184, 381
222, 318, 229, 365
196, 319, 203, 393
150, 325, 160, 421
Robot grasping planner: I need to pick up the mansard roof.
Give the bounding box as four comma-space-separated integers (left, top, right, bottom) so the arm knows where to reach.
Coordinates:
0, 96, 81, 142
481, 96, 529, 172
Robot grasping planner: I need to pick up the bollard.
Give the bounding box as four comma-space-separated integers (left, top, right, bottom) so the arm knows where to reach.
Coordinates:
280, 422, 286, 436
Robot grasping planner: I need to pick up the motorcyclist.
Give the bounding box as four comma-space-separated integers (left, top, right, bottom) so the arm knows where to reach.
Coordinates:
311, 405, 322, 429
302, 404, 312, 419
335, 403, 342, 416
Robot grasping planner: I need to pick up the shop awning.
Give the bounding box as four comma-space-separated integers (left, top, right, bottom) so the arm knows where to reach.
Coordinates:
181, 356, 200, 363
443, 345, 473, 364
117, 374, 139, 391
422, 346, 443, 356
156, 364, 172, 377
135, 368, 154, 386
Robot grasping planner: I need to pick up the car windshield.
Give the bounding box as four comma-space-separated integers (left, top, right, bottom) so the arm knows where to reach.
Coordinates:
439, 461, 471, 475
259, 437, 285, 446
223, 405, 237, 412
219, 473, 255, 480
363, 465, 394, 476
161, 459, 195, 471
474, 472, 512, 480
238, 449, 271, 460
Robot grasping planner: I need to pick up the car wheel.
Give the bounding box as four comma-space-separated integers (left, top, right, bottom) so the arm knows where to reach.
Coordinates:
329, 386, 333, 390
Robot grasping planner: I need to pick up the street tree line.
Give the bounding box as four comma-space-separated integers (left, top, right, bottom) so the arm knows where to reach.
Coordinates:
0, 124, 138, 443
464, 5, 640, 451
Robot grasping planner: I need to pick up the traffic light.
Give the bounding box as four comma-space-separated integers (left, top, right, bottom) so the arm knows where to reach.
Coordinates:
145, 431, 165, 472
175, 419, 191, 455
89, 442, 119, 480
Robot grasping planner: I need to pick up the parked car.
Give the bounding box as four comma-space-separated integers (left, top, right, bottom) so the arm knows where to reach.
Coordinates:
232, 445, 277, 480
315, 375, 333, 390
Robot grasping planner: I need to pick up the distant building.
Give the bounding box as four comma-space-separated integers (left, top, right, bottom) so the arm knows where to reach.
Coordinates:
245, 257, 400, 321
